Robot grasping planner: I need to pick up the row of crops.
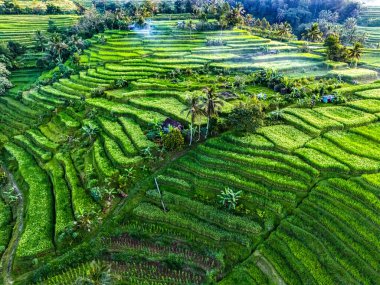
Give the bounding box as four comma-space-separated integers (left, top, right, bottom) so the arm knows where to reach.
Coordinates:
222, 175, 380, 285
0, 14, 78, 72
0, 15, 78, 47
129, 91, 380, 283
358, 5, 380, 49
0, 18, 379, 284
1, 100, 163, 256
82, 21, 352, 79
0, 0, 78, 12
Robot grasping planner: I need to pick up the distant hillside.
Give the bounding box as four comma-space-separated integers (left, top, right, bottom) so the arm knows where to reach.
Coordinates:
359, 4, 380, 25
0, 0, 80, 13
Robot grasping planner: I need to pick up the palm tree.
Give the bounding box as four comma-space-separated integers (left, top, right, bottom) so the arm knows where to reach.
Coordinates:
48, 34, 68, 62
302, 23, 323, 42
277, 22, 292, 41
34, 31, 47, 52
76, 209, 96, 232
101, 187, 115, 200
218, 187, 242, 210
115, 8, 127, 30
226, 3, 245, 27
245, 14, 254, 26
69, 35, 84, 53
200, 86, 224, 139
348, 42, 363, 68
82, 124, 99, 142
182, 93, 202, 146
75, 261, 112, 285
3, 187, 20, 204
219, 15, 228, 36
125, 167, 135, 179
186, 20, 196, 38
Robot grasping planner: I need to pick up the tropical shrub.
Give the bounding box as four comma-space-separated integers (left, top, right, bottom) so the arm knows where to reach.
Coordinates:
227, 97, 265, 132
162, 127, 184, 151
90, 87, 106, 98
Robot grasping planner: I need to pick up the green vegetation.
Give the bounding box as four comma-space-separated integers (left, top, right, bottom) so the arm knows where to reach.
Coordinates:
0, 1, 379, 284
4, 143, 53, 257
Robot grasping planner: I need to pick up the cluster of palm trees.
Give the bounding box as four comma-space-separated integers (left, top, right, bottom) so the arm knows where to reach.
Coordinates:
177, 2, 246, 36
181, 87, 224, 146
277, 22, 293, 40
34, 31, 87, 68
302, 22, 364, 67
245, 16, 294, 41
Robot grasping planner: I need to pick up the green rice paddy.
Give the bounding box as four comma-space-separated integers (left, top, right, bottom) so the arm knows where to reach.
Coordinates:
0, 12, 379, 285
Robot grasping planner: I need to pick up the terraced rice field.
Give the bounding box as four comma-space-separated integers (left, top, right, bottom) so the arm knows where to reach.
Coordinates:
0, 0, 78, 12
361, 49, 380, 70
0, 17, 380, 284
328, 68, 378, 83
359, 5, 380, 23
136, 83, 380, 284
0, 15, 78, 48
6, 68, 42, 96
359, 26, 380, 47
358, 5, 380, 47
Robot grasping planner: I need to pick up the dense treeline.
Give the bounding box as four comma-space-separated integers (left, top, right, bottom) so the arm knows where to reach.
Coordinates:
239, 0, 362, 27
0, 41, 27, 95
91, 0, 365, 40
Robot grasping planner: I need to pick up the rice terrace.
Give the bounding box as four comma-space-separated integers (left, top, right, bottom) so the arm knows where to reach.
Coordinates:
0, 0, 379, 284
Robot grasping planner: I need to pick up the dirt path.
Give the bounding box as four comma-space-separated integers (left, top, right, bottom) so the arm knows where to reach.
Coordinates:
0, 168, 24, 285
254, 251, 286, 285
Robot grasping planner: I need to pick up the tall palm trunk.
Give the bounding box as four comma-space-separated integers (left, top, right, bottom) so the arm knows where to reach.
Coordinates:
189, 123, 193, 146
205, 116, 210, 139
189, 113, 195, 146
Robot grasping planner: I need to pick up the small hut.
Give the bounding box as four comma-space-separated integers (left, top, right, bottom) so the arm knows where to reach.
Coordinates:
162, 118, 183, 133
321, 95, 335, 103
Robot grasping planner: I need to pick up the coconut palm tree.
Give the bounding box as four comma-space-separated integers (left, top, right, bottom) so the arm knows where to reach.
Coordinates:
34, 31, 47, 52
186, 20, 196, 38
115, 8, 128, 30
226, 3, 245, 27
48, 34, 68, 63
69, 35, 84, 53
348, 42, 363, 68
82, 124, 99, 142
219, 15, 228, 36
277, 22, 292, 41
200, 86, 224, 139
302, 23, 323, 42
182, 93, 202, 146
100, 186, 115, 201
75, 261, 112, 285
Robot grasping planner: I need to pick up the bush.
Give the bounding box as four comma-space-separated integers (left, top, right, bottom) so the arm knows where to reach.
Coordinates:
8, 41, 26, 57
0, 168, 7, 185
227, 97, 265, 132
114, 78, 128, 88
90, 87, 106, 98
162, 127, 184, 151
324, 34, 348, 62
